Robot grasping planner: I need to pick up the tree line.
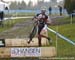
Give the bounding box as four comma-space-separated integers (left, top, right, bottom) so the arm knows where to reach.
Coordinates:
9, 0, 61, 10
64, 0, 75, 14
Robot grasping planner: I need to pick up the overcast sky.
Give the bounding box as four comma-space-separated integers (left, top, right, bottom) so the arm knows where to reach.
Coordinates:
3, 0, 63, 2
3, 0, 63, 5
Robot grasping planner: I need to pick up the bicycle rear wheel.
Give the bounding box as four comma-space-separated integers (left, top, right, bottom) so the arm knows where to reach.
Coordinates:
29, 25, 37, 41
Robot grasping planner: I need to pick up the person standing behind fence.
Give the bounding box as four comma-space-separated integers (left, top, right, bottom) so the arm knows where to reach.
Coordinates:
0, 0, 5, 26
58, 5, 63, 16
49, 6, 52, 15
0, 0, 9, 27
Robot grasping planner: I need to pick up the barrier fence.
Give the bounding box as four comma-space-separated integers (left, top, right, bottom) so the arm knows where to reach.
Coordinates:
47, 27, 75, 46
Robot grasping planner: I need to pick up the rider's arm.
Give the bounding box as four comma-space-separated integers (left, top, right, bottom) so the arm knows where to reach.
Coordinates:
46, 16, 52, 25
32, 14, 40, 21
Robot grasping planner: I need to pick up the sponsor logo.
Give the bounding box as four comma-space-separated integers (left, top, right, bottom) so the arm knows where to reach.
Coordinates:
11, 47, 41, 57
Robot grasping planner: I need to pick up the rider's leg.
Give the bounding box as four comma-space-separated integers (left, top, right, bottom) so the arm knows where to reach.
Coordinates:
38, 34, 42, 47
40, 34, 50, 39
40, 34, 52, 44
38, 24, 52, 45
38, 25, 44, 47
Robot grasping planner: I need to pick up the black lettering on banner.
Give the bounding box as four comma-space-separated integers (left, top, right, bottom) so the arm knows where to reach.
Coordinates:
36, 48, 41, 54
11, 48, 41, 57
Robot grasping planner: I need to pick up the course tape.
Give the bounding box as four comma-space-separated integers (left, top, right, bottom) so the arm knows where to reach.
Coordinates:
47, 27, 75, 46
0, 16, 33, 21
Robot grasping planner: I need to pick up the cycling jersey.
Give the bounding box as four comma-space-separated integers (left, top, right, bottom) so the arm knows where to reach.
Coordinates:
35, 13, 48, 34
36, 13, 48, 24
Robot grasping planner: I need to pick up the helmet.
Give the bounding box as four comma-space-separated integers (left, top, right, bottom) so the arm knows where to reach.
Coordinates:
41, 8, 46, 11
41, 6, 46, 12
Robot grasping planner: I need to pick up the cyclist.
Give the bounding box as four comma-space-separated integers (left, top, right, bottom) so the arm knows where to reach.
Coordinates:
28, 8, 52, 46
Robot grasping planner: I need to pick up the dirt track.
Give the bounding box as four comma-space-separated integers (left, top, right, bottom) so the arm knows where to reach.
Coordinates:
0, 19, 33, 38
0, 16, 61, 38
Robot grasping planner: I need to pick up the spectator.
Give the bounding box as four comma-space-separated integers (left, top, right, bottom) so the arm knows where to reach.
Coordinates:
49, 6, 52, 15
0, 0, 9, 27
58, 5, 63, 16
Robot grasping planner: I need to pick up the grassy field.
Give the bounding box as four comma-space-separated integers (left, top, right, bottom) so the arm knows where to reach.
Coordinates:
0, 12, 34, 33
0, 18, 32, 33
5, 12, 35, 17
48, 16, 75, 58
55, 16, 75, 25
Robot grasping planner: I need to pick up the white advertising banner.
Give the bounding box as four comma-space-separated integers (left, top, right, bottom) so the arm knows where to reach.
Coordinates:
11, 47, 41, 57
